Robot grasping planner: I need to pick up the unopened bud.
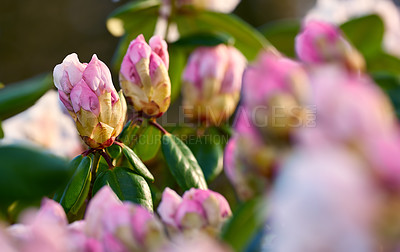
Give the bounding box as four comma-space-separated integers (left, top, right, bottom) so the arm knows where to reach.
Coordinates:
157, 188, 231, 235
120, 35, 171, 117
295, 20, 365, 72
53, 54, 127, 149
182, 44, 246, 126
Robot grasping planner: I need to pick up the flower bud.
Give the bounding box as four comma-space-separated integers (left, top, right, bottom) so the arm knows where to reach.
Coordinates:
182, 44, 246, 126
224, 109, 279, 200
157, 188, 231, 235
85, 186, 166, 251
295, 20, 365, 71
242, 52, 310, 140
53, 53, 127, 149
120, 34, 171, 117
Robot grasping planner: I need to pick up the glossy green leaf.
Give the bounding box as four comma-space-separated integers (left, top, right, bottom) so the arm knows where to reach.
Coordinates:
0, 121, 3, 139
161, 134, 207, 190
176, 10, 271, 60
57, 156, 92, 213
340, 14, 384, 57
134, 125, 161, 162
120, 142, 154, 181
168, 45, 186, 103
0, 73, 53, 120
259, 19, 300, 58
97, 155, 110, 174
0, 144, 71, 204
186, 137, 223, 182
93, 167, 153, 211
118, 121, 141, 146
53, 155, 83, 202
106, 144, 122, 159
108, 1, 159, 71
221, 197, 267, 252
372, 72, 400, 119
108, 0, 160, 22
171, 32, 233, 47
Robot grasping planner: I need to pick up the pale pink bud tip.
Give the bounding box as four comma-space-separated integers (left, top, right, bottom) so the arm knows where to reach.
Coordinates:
150, 35, 169, 68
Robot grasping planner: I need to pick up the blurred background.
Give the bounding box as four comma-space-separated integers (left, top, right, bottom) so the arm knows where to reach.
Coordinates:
0, 0, 318, 84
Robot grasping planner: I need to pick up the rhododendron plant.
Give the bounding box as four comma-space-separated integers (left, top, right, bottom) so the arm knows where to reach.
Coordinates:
1, 1, 400, 251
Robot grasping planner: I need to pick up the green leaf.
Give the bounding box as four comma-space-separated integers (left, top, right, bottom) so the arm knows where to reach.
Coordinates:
93, 167, 153, 211
97, 155, 110, 174
108, 0, 160, 22
106, 144, 122, 159
372, 72, 400, 119
366, 52, 400, 76
119, 142, 155, 181
108, 1, 159, 71
57, 156, 92, 213
0, 144, 71, 205
0, 121, 4, 139
168, 45, 186, 103
0, 73, 53, 120
171, 32, 234, 47
134, 125, 162, 162
340, 14, 384, 57
118, 121, 141, 146
176, 10, 271, 60
186, 137, 223, 183
53, 155, 83, 202
221, 197, 267, 252
259, 19, 301, 58
161, 134, 207, 190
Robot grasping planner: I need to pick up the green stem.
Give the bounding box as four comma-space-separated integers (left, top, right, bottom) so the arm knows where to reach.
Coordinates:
87, 151, 101, 203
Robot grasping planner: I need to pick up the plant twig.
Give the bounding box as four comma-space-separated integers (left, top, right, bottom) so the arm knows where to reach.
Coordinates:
149, 118, 169, 135
87, 151, 101, 203
100, 150, 114, 169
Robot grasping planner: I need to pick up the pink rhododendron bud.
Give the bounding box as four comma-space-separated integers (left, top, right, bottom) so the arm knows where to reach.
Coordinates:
224, 108, 279, 200
157, 187, 231, 235
7, 200, 70, 252
0, 227, 16, 252
120, 34, 171, 117
53, 53, 127, 149
85, 186, 166, 251
268, 146, 379, 252
295, 20, 365, 71
296, 65, 395, 148
182, 44, 246, 126
84, 186, 123, 239
242, 51, 311, 140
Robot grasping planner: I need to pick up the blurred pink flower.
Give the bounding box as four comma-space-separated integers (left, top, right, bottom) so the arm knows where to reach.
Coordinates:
268, 146, 379, 251
182, 44, 246, 125
295, 20, 365, 71
85, 186, 166, 251
242, 51, 310, 139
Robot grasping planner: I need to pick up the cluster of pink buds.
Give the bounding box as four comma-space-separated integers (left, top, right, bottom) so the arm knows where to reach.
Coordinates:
2, 187, 166, 252
0, 186, 233, 252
